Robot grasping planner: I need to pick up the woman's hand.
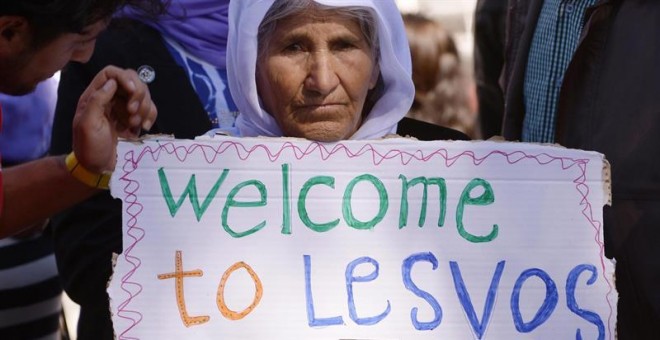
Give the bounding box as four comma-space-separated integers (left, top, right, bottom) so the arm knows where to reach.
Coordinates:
72, 66, 157, 173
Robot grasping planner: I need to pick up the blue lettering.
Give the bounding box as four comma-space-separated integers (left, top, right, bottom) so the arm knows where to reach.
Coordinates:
304, 255, 344, 327
402, 252, 442, 330
450, 260, 505, 339
510, 268, 558, 332
346, 257, 391, 325
566, 264, 605, 340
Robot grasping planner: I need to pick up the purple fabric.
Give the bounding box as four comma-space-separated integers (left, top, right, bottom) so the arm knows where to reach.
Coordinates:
0, 76, 58, 163
119, 0, 229, 69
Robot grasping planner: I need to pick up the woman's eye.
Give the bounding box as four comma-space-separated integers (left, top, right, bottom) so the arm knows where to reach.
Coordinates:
333, 40, 358, 51
283, 43, 304, 53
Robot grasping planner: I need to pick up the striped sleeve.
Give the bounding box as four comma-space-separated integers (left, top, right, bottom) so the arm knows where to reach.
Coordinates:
0, 235, 62, 338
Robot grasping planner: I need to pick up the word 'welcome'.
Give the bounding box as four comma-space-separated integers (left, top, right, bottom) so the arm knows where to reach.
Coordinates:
158, 163, 499, 243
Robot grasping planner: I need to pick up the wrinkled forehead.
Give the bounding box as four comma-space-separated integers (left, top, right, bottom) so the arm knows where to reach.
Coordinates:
262, 5, 360, 27
257, 2, 379, 57
263, 10, 365, 42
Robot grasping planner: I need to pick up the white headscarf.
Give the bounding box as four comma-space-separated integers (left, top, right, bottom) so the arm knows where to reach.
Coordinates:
227, 0, 414, 139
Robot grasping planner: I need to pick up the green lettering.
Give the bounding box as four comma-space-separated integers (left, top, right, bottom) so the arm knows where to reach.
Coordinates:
456, 178, 498, 243
281, 163, 291, 235
222, 180, 267, 238
298, 176, 339, 232
158, 167, 229, 222
343, 174, 388, 230
398, 175, 447, 228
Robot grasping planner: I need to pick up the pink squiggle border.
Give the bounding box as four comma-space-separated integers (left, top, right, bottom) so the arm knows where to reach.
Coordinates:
117, 150, 146, 340
117, 140, 614, 339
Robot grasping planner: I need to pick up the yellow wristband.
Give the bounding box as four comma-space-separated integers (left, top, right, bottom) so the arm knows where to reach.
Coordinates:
65, 152, 111, 190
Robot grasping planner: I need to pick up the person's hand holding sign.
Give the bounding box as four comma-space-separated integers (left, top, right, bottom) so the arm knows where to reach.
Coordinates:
72, 65, 157, 174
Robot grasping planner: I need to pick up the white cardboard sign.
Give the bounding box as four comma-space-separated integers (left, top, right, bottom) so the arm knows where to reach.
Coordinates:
109, 136, 616, 339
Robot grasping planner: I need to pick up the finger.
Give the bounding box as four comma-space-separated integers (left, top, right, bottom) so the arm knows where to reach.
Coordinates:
93, 66, 157, 131
144, 101, 157, 131
110, 69, 146, 114
92, 66, 145, 113
108, 68, 155, 130
85, 65, 127, 93
123, 100, 157, 138
83, 79, 118, 122
127, 87, 152, 125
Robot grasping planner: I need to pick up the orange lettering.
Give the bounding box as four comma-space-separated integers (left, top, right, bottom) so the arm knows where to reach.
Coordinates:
157, 250, 210, 327
216, 261, 264, 320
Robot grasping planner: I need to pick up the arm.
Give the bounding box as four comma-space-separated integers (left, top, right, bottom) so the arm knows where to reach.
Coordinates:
0, 66, 156, 237
0, 155, 96, 237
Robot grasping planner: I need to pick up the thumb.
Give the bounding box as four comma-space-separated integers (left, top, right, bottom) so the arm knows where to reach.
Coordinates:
89, 79, 118, 111
78, 78, 118, 122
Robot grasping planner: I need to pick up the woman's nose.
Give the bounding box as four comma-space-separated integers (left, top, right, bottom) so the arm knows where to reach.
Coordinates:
304, 51, 339, 96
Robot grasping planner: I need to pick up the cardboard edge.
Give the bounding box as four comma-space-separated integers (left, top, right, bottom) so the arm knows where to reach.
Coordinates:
108, 252, 119, 340
602, 158, 612, 206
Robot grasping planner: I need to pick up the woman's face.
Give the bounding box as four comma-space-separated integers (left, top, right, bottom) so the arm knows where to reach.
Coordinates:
256, 10, 379, 142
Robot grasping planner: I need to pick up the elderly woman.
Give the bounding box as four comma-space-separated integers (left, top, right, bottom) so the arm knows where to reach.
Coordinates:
227, 0, 469, 142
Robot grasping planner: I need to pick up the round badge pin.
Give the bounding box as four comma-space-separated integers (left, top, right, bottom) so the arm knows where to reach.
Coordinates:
137, 65, 156, 84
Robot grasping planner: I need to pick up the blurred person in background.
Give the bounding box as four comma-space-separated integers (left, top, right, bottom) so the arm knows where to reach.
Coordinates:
402, 13, 480, 139
473, 0, 506, 139
0, 75, 63, 339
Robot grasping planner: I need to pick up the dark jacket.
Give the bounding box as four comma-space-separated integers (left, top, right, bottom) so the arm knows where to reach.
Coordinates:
474, 0, 507, 139
50, 19, 469, 340
501, 0, 660, 337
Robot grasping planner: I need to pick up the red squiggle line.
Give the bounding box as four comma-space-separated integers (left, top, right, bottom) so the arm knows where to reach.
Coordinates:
117, 139, 614, 339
